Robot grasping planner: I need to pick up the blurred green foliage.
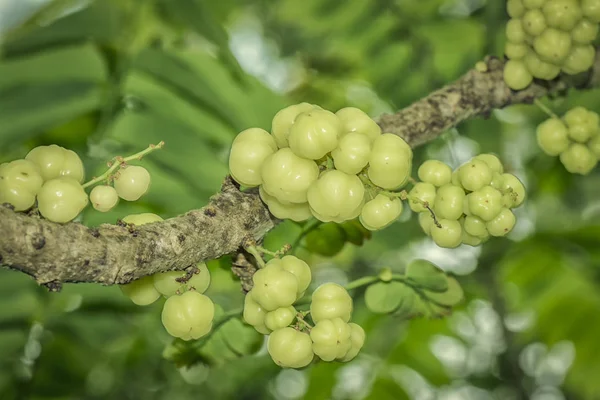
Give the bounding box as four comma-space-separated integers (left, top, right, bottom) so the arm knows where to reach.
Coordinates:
2, 0, 600, 399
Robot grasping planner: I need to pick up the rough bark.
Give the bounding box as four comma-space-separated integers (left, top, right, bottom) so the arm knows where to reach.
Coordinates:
2, 54, 600, 286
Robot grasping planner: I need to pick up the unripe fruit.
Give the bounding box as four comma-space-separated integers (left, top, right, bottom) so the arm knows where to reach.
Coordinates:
331, 132, 372, 174
562, 45, 595, 75
368, 134, 412, 189
90, 185, 119, 212
506, 19, 527, 43
500, 173, 526, 208
307, 170, 365, 223
486, 208, 517, 236
114, 165, 151, 201
418, 160, 452, 187
430, 219, 462, 248
563, 107, 599, 138
0, 159, 43, 211
161, 291, 214, 340
504, 60, 533, 90
588, 135, 600, 157
522, 9, 547, 36
474, 154, 504, 174
463, 215, 489, 238
537, 118, 570, 155
523, 0, 546, 9
310, 318, 352, 362
26, 144, 85, 183
533, 28, 572, 64
339, 323, 366, 362
268, 327, 314, 368
359, 194, 403, 231
335, 107, 382, 142
259, 186, 312, 222
229, 128, 278, 187
288, 109, 343, 160
461, 229, 482, 247
37, 177, 88, 223
467, 186, 503, 221
458, 159, 493, 191
434, 184, 466, 221
543, 0, 582, 31
265, 306, 297, 331
120, 276, 161, 306
559, 143, 598, 174
524, 51, 561, 80
582, 0, 600, 23
243, 292, 267, 328
508, 0, 526, 18
267, 256, 312, 297
408, 182, 436, 213
571, 18, 599, 43
505, 42, 530, 60
122, 212, 163, 225
261, 148, 319, 204
251, 264, 299, 311
272, 103, 318, 148
153, 262, 211, 296
310, 283, 353, 323
419, 211, 435, 236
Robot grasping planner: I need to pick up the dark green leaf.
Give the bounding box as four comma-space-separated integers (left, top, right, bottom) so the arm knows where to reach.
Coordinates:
422, 277, 464, 307
304, 222, 347, 257
365, 281, 409, 314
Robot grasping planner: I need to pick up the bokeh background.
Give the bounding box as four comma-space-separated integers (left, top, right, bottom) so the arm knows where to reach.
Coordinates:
2, 0, 600, 399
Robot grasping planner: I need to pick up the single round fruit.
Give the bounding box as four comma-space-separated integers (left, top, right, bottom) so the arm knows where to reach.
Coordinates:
506, 19, 527, 43
259, 186, 312, 222
467, 186, 504, 221
543, 0, 583, 31
408, 182, 436, 213
272, 103, 318, 148
461, 229, 482, 247
503, 60, 533, 90
500, 173, 527, 208
430, 219, 462, 248
523, 0, 547, 9
524, 51, 561, 80
243, 292, 267, 328
368, 134, 413, 189
559, 143, 598, 174
120, 276, 161, 306
310, 318, 352, 362
536, 118, 570, 155
508, 0, 526, 18
153, 262, 211, 296
564, 105, 599, 143
304, 222, 346, 257
582, 0, 600, 23
267, 327, 314, 368
562, 44, 595, 75
89, 185, 119, 212
474, 154, 504, 174
533, 28, 572, 64
268, 256, 312, 297
505, 42, 530, 60
261, 148, 319, 204
307, 170, 365, 223
265, 306, 297, 331
486, 208, 517, 236
331, 132, 372, 174
588, 135, 600, 157
0, 159, 43, 211
458, 159, 493, 191
122, 212, 163, 225
434, 184, 466, 221
463, 215, 489, 238
339, 323, 366, 362
229, 128, 278, 187
288, 109, 343, 160
114, 165, 151, 201
571, 18, 599, 43
37, 177, 89, 223
335, 107, 382, 142
251, 264, 299, 311
26, 144, 85, 183
359, 194, 403, 231
161, 291, 214, 340
417, 160, 452, 187
310, 283, 353, 323
419, 211, 435, 236
522, 9, 547, 36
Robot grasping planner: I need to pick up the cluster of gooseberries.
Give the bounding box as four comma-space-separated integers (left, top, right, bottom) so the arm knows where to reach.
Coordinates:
504, 0, 600, 90
119, 213, 215, 341
0, 143, 155, 223
537, 106, 600, 174
228, 103, 411, 231
410, 154, 526, 248
243, 255, 364, 368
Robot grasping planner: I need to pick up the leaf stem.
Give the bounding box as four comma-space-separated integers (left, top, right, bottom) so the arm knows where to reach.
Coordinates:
533, 99, 559, 119
245, 245, 266, 268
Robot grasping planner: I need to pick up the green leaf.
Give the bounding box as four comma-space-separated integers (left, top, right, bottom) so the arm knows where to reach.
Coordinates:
365, 281, 410, 314
405, 259, 449, 292
339, 219, 371, 246
263, 220, 303, 253
422, 277, 464, 307
219, 317, 263, 356
304, 222, 347, 257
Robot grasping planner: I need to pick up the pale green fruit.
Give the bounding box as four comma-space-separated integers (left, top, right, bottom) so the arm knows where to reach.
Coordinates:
161, 291, 214, 340
339, 323, 366, 362
307, 170, 365, 223
114, 165, 151, 201
368, 133, 413, 189
503, 60, 533, 90
408, 182, 436, 213
522, 9, 547, 36
458, 159, 493, 191
359, 194, 403, 231
561, 45, 595, 75
571, 18, 599, 43
268, 327, 314, 368
0, 159, 43, 211
251, 264, 299, 311
310, 282, 353, 323
463, 215, 489, 238
331, 132, 372, 174
536, 118, 570, 155
265, 306, 297, 331
120, 276, 161, 306
543, 0, 582, 31
486, 208, 517, 236
153, 262, 211, 296
508, 0, 526, 18
243, 292, 267, 328
229, 128, 278, 187
417, 160, 452, 187
260, 148, 319, 204
533, 28, 572, 64
272, 103, 318, 148
288, 109, 343, 160
467, 186, 503, 221
582, 0, 600, 22
259, 186, 312, 222
89, 185, 119, 212
26, 144, 85, 183
473, 154, 504, 174
524, 51, 561, 80
588, 135, 600, 157
563, 107, 599, 138
461, 229, 483, 247
523, 0, 547, 9
335, 107, 382, 142
505, 42, 530, 60
430, 219, 462, 249
500, 173, 527, 208
310, 318, 352, 362
267, 255, 312, 297
434, 184, 466, 221
559, 143, 598, 174
122, 212, 163, 225
37, 177, 89, 223
419, 211, 435, 236
506, 19, 528, 43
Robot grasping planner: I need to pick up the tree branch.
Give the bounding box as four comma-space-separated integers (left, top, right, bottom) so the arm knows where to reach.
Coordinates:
2, 54, 600, 286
